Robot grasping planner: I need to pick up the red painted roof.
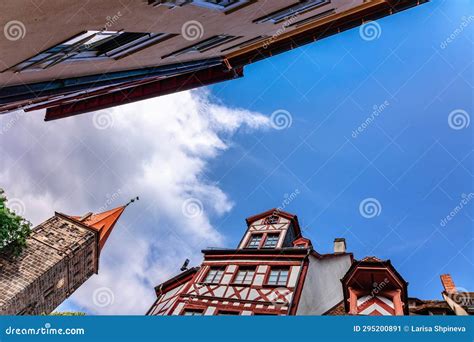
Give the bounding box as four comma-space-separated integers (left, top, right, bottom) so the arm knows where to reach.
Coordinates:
68, 206, 126, 250
360, 256, 384, 262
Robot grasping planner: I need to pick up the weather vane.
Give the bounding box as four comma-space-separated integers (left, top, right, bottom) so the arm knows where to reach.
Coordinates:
125, 196, 140, 207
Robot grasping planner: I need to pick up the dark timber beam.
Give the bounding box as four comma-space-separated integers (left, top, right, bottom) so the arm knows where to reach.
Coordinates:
44, 66, 243, 121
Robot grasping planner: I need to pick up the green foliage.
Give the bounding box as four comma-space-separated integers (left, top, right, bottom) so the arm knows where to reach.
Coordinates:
0, 189, 31, 256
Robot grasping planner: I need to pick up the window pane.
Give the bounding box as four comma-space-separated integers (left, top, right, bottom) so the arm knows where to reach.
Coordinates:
244, 271, 255, 284
246, 234, 262, 248
267, 268, 289, 286
254, 0, 328, 24
204, 268, 223, 283
263, 233, 279, 248
183, 310, 203, 316
234, 268, 255, 284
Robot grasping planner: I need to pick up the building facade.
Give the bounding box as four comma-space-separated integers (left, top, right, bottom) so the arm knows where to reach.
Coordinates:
0, 0, 428, 120
0, 205, 127, 315
147, 209, 472, 316
147, 209, 352, 316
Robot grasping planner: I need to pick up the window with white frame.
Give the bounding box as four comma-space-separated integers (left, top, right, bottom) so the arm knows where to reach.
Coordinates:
233, 267, 255, 284
246, 234, 262, 249
266, 268, 289, 286
254, 0, 330, 24
11, 30, 175, 72
263, 233, 279, 248
203, 267, 224, 284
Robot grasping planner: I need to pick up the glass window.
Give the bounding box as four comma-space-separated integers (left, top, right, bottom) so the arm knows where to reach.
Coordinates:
203, 267, 224, 283
266, 268, 289, 286
163, 35, 239, 58
183, 309, 204, 315
233, 267, 255, 284
263, 233, 279, 248
193, 0, 251, 11
11, 31, 174, 72
246, 234, 262, 249
254, 0, 329, 24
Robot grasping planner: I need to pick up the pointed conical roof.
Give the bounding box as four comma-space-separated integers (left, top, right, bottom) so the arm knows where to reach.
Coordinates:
68, 206, 126, 251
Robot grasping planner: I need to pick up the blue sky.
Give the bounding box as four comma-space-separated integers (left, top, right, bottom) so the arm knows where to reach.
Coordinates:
207, 0, 473, 301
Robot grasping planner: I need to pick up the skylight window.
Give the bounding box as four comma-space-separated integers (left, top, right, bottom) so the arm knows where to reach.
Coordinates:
162, 35, 239, 58
148, 0, 191, 8
254, 0, 330, 24
11, 30, 175, 72
149, 0, 252, 12
192, 0, 252, 11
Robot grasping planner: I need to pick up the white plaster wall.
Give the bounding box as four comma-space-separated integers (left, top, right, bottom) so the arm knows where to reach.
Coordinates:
288, 266, 301, 287
296, 254, 352, 315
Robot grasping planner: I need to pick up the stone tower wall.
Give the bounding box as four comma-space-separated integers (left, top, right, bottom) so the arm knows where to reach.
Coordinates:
0, 215, 97, 315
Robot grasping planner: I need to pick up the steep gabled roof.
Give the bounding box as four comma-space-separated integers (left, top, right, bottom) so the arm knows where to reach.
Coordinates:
66, 206, 126, 251
245, 208, 302, 237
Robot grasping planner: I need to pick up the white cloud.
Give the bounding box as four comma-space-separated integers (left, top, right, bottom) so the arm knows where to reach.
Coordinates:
0, 89, 269, 314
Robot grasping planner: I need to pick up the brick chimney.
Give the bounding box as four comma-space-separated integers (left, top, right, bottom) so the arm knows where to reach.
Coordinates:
440, 274, 457, 294
334, 238, 346, 253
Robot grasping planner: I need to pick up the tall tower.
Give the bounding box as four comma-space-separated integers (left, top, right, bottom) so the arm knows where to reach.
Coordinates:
0, 205, 127, 315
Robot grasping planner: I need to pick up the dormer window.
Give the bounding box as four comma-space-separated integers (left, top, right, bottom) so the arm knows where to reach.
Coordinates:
246, 234, 262, 249
245, 232, 280, 249
263, 233, 279, 248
